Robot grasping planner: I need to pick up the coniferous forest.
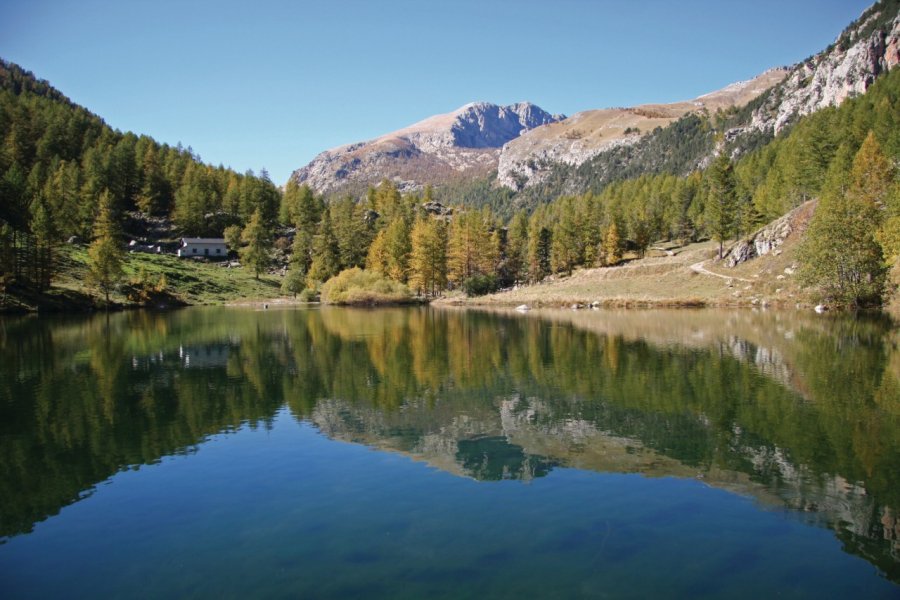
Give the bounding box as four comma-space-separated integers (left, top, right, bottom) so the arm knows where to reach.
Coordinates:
2, 53, 900, 310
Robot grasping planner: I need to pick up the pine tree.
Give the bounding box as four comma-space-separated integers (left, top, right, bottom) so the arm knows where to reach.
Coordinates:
850, 131, 894, 208
136, 145, 167, 215
287, 183, 320, 277
526, 213, 551, 283
706, 152, 738, 259
383, 216, 411, 282
409, 216, 448, 296
240, 208, 272, 280
306, 211, 340, 288
447, 210, 493, 285
223, 224, 242, 255
86, 190, 124, 305
551, 198, 580, 275
30, 197, 58, 291
603, 222, 622, 266
366, 230, 389, 275
280, 180, 315, 226
331, 197, 371, 269
506, 210, 529, 285
373, 179, 403, 225
798, 146, 886, 307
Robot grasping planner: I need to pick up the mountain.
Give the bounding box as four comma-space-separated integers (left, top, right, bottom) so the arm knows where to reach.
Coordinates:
291, 2, 900, 204
290, 102, 564, 196
518, 2, 900, 203
748, 4, 900, 134
497, 68, 788, 190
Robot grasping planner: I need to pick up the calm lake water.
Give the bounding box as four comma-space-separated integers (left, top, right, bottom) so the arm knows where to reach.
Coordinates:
1, 306, 899, 598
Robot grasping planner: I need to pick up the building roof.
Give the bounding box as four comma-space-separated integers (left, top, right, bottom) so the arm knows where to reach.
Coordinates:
181, 238, 226, 245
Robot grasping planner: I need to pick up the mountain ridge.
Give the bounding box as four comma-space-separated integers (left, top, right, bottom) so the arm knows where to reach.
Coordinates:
290, 101, 563, 195
497, 68, 788, 190
290, 1, 900, 201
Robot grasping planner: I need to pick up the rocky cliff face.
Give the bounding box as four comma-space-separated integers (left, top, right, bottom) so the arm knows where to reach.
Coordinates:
290, 102, 563, 196
502, 3, 900, 192
749, 8, 900, 134
721, 201, 813, 268
291, 3, 900, 199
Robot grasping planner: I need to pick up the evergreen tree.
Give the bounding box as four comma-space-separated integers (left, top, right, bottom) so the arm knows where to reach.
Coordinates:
1, 163, 27, 280
29, 197, 58, 291
240, 208, 272, 280
506, 210, 529, 285
849, 131, 894, 208
705, 152, 738, 258
373, 179, 404, 225
307, 211, 340, 288
603, 222, 622, 266
551, 197, 580, 275
223, 224, 242, 255
280, 180, 315, 226
173, 163, 216, 234
798, 146, 887, 307
330, 196, 371, 269
366, 230, 389, 275
86, 190, 124, 305
409, 216, 448, 296
447, 210, 492, 285
383, 216, 411, 282
287, 183, 320, 277
136, 145, 167, 215
526, 212, 551, 283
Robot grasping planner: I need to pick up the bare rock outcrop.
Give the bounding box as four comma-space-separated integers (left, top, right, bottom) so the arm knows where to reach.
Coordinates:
750, 10, 900, 134
290, 102, 563, 196
722, 202, 812, 268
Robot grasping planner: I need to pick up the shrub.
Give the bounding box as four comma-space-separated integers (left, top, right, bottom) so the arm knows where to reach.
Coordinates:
298, 288, 318, 303
320, 268, 414, 305
463, 274, 498, 297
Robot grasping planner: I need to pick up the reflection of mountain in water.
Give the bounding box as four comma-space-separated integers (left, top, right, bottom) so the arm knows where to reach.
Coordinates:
0, 307, 898, 579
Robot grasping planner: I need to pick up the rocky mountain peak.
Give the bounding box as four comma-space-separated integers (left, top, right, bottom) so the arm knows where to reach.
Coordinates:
449, 101, 564, 148
290, 101, 564, 196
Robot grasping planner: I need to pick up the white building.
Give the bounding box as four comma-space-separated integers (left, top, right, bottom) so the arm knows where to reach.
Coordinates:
177, 237, 227, 258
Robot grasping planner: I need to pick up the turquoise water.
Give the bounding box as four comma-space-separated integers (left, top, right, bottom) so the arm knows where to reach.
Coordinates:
1, 307, 898, 598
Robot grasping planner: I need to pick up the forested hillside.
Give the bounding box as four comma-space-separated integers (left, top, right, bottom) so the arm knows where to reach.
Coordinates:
2, 0, 900, 311
509, 0, 900, 207
0, 60, 280, 294
317, 66, 900, 307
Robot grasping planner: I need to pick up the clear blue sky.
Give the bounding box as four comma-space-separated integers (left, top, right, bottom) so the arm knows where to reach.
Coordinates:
0, 0, 873, 184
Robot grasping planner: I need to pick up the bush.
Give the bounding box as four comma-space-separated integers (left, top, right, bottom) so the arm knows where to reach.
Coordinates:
319, 268, 414, 305
463, 274, 498, 297
298, 288, 318, 303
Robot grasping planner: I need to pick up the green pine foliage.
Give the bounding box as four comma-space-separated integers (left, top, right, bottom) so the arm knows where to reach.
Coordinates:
240, 209, 272, 280
86, 190, 124, 305
0, 59, 279, 296
306, 210, 341, 288
797, 146, 887, 306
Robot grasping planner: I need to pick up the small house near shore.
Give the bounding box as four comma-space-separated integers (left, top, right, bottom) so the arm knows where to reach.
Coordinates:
178, 237, 227, 258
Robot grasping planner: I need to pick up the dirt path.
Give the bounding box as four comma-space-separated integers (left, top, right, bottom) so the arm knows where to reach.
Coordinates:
689, 260, 753, 282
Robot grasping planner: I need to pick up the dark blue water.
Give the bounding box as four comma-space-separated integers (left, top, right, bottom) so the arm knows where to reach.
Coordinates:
1, 307, 898, 598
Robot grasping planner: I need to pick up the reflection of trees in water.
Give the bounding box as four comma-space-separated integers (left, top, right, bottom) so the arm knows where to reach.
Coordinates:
456, 436, 557, 482
0, 307, 898, 577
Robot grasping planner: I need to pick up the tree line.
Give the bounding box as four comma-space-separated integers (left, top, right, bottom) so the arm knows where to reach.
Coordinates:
0, 60, 279, 297
3, 55, 899, 308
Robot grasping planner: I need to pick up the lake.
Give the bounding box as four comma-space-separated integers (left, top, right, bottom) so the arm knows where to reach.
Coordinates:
1, 306, 898, 598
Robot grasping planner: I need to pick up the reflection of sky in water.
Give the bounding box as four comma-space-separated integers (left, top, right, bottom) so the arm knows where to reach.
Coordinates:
0, 306, 898, 597
3, 412, 896, 599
